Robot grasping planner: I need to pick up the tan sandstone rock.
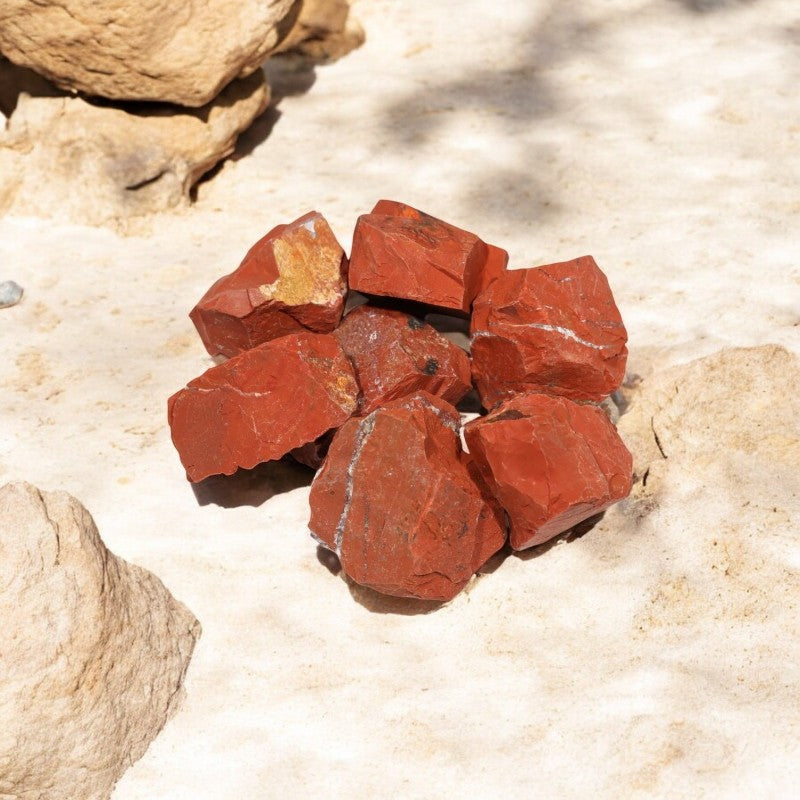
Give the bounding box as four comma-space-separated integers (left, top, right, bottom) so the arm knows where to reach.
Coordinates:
275, 0, 365, 63
618, 345, 800, 490
0, 482, 200, 800
616, 345, 800, 659
0, 0, 299, 106
0, 61, 269, 227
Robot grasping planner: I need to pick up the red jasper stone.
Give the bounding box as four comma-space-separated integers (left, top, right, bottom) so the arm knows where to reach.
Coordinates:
459, 449, 509, 567
349, 204, 489, 314
333, 304, 472, 415
371, 198, 423, 219
190, 211, 348, 358
308, 393, 507, 601
463, 392, 632, 550
479, 242, 509, 294
470, 256, 628, 407
168, 331, 358, 482
370, 199, 509, 297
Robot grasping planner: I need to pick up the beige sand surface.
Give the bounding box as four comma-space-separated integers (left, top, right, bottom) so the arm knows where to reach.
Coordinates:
1, 0, 799, 797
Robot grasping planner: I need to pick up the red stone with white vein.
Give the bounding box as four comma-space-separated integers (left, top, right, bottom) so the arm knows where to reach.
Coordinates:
168, 331, 358, 482
308, 393, 507, 601
470, 256, 627, 408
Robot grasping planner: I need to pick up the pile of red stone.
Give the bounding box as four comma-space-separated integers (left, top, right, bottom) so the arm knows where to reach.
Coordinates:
168, 201, 632, 602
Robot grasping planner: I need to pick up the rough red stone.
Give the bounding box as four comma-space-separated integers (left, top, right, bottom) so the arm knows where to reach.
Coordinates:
459, 449, 509, 567
371, 199, 509, 297
190, 211, 348, 358
333, 304, 472, 415
168, 331, 358, 482
470, 256, 628, 407
371, 198, 422, 219
479, 241, 509, 294
349, 203, 489, 314
463, 392, 632, 550
308, 393, 506, 601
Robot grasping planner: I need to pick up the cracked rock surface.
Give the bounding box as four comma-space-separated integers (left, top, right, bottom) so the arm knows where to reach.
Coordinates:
0, 0, 298, 106
369, 198, 510, 300
349, 203, 492, 314
190, 211, 348, 358
333, 304, 472, 415
0, 60, 269, 228
0, 481, 200, 800
470, 256, 628, 407
309, 392, 506, 601
464, 392, 633, 550
168, 331, 359, 482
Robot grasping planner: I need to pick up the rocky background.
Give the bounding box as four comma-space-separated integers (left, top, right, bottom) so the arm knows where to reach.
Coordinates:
0, 0, 363, 227
0, 482, 200, 800
1, 0, 799, 798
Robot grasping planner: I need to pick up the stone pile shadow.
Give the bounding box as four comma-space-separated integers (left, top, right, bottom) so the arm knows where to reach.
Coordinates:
191, 458, 313, 508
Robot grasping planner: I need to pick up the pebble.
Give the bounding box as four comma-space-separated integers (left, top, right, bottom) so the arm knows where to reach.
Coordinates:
0, 280, 23, 309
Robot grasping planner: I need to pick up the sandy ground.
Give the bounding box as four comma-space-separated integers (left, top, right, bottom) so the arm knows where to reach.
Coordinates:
1, 0, 799, 797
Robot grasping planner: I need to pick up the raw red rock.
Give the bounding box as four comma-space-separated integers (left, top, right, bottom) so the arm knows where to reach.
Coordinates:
370, 198, 509, 297
349, 203, 489, 314
479, 241, 509, 294
371, 198, 422, 219
333, 304, 472, 415
470, 255, 628, 407
308, 393, 506, 601
459, 450, 510, 568
463, 392, 632, 550
168, 331, 358, 482
190, 211, 348, 358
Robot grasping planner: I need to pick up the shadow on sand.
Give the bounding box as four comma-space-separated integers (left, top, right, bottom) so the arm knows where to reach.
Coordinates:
191, 458, 313, 508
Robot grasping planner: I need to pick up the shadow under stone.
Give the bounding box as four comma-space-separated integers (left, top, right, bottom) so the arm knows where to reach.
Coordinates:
346, 578, 446, 616
191, 457, 313, 508
512, 511, 607, 561
316, 545, 342, 576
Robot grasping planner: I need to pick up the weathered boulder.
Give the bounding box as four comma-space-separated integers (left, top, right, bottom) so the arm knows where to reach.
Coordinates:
333, 304, 472, 415
619, 344, 800, 490
464, 392, 632, 550
168, 331, 359, 482
471, 256, 628, 407
274, 0, 365, 63
308, 393, 507, 601
0, 482, 200, 800
0, 0, 299, 106
0, 62, 269, 227
610, 346, 800, 718
190, 211, 348, 358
